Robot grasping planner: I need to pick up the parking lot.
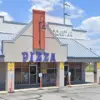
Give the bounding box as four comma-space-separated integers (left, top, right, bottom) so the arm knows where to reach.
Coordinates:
0, 85, 100, 100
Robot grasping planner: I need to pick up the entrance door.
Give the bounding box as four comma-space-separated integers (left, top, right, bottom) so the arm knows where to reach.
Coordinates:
64, 66, 69, 85
29, 65, 37, 84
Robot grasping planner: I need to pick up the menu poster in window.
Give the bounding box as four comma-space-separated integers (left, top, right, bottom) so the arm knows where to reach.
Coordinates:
41, 68, 47, 74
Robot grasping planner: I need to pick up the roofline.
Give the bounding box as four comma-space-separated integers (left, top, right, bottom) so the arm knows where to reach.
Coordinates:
73, 39, 100, 57
48, 22, 72, 27
48, 22, 87, 33
3, 21, 32, 43
72, 29, 87, 33
0, 32, 17, 35
2, 21, 67, 47
0, 16, 4, 19
4, 21, 28, 25
68, 57, 100, 59
0, 16, 28, 25
67, 57, 100, 62
0, 55, 4, 57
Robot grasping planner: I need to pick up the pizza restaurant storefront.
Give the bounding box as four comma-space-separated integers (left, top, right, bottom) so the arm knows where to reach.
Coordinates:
5, 49, 66, 92
15, 62, 57, 88
0, 9, 100, 92
14, 51, 60, 88
0, 10, 67, 92
15, 62, 82, 88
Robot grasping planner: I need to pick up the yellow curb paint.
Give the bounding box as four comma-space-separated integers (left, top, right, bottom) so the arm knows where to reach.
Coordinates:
0, 91, 8, 94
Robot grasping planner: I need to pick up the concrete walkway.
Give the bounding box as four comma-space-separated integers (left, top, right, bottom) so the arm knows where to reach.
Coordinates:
0, 85, 100, 100
0, 83, 98, 94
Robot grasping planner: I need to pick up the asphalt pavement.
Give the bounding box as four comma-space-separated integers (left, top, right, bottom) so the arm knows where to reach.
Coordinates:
0, 85, 100, 100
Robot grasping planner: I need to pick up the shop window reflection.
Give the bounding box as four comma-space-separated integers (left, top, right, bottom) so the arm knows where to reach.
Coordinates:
15, 62, 57, 86
15, 62, 29, 84
75, 68, 81, 81
69, 65, 82, 82
39, 63, 57, 86
15, 68, 21, 84
21, 67, 29, 84
70, 68, 75, 81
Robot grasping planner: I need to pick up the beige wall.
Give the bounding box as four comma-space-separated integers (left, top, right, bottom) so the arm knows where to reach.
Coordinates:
3, 36, 33, 62
3, 23, 67, 62
45, 28, 67, 62
0, 19, 26, 33
3, 24, 33, 62
45, 37, 67, 62
0, 63, 6, 84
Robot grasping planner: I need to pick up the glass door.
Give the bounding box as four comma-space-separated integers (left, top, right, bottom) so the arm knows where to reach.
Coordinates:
29, 65, 37, 84
75, 67, 81, 81
69, 68, 75, 81
64, 66, 69, 85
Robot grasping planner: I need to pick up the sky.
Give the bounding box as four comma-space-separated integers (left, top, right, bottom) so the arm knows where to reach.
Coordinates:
0, 0, 100, 55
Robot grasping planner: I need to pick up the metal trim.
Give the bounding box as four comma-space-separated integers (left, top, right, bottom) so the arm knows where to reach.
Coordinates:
48, 22, 72, 27
29, 64, 38, 85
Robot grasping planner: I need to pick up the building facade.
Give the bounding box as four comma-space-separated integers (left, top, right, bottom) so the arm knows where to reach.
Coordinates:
0, 10, 100, 92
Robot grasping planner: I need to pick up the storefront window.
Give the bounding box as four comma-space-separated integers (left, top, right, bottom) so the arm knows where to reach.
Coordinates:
71, 66, 81, 81
21, 67, 29, 84
75, 68, 81, 81
66, 63, 82, 82
47, 68, 56, 85
69, 68, 75, 81
15, 63, 29, 84
15, 62, 57, 87
64, 66, 68, 85
15, 68, 21, 84
39, 63, 57, 86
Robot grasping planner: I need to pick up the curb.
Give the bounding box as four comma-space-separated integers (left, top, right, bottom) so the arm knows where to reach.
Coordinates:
0, 91, 8, 94
0, 87, 59, 95
14, 86, 59, 94
0, 84, 99, 94
66, 83, 98, 89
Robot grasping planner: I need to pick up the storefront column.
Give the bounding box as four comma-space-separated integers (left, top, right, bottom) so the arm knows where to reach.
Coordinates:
57, 62, 64, 87
97, 68, 100, 84
94, 62, 97, 83
81, 63, 85, 82
5, 63, 15, 92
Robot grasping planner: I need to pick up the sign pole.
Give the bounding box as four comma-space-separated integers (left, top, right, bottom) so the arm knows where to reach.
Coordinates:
10, 80, 12, 93
39, 73, 43, 90
40, 77, 42, 89
68, 72, 72, 87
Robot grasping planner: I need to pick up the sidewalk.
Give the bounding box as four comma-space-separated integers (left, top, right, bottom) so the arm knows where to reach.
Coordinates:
0, 83, 99, 94
65, 83, 99, 91
68, 83, 98, 87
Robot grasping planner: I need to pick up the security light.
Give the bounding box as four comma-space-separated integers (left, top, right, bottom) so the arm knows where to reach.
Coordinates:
42, 24, 46, 30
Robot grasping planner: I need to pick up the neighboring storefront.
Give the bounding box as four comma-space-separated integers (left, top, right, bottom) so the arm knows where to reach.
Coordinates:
0, 9, 100, 92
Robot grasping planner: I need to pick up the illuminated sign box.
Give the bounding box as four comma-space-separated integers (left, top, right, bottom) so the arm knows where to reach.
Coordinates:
22, 51, 56, 62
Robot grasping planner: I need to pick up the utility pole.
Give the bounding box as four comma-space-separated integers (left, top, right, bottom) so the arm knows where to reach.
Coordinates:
63, 0, 70, 24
